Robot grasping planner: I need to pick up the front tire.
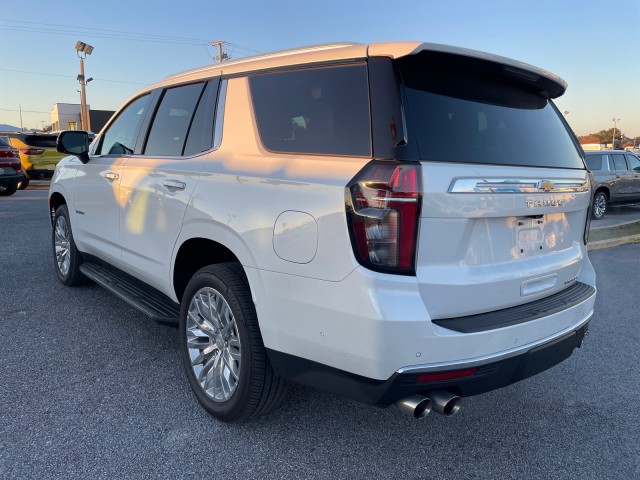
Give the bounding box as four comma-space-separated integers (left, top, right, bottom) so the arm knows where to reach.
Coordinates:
17, 177, 29, 190
52, 204, 87, 286
179, 263, 288, 422
592, 191, 608, 220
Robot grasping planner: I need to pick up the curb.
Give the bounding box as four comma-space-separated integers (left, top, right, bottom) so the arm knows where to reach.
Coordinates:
588, 234, 640, 251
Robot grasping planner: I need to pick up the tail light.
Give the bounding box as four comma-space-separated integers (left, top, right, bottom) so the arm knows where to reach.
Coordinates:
583, 172, 593, 245
345, 160, 422, 275
20, 148, 45, 155
0, 149, 19, 158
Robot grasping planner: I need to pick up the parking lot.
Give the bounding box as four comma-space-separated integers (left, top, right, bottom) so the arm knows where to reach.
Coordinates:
1, 184, 639, 479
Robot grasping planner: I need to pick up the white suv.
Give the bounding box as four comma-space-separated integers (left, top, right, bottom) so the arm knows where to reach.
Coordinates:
50, 42, 596, 422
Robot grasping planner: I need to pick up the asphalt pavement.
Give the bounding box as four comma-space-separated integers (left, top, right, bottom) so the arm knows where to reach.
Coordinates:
1, 185, 639, 479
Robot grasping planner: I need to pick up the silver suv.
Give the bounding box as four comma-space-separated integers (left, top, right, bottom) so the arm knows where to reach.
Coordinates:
585, 150, 640, 219
50, 42, 596, 422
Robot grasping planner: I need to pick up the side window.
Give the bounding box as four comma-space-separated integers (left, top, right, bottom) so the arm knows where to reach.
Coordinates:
249, 64, 371, 156
585, 155, 603, 171
625, 154, 640, 172
183, 78, 220, 156
611, 154, 628, 171
98, 94, 150, 155
144, 83, 205, 156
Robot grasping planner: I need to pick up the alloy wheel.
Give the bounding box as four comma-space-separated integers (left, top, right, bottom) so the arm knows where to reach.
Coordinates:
54, 215, 71, 276
186, 287, 242, 402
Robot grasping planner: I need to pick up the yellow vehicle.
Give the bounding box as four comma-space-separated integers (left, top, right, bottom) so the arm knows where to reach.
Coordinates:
0, 132, 65, 189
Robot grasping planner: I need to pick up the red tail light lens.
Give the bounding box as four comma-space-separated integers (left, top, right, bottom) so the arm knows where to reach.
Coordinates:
0, 149, 19, 158
346, 161, 422, 275
20, 148, 45, 155
416, 368, 478, 383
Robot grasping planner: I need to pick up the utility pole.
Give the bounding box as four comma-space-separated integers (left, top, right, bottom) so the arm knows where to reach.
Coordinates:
210, 41, 230, 63
19, 104, 23, 131
75, 41, 94, 131
612, 118, 620, 149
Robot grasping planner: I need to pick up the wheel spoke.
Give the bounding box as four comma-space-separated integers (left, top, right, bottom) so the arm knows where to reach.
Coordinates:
188, 309, 215, 337
222, 349, 239, 380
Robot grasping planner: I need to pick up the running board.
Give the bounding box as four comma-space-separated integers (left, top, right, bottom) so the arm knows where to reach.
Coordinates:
79, 262, 180, 325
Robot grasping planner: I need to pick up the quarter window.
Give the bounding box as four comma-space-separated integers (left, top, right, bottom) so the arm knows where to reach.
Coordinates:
249, 65, 371, 156
145, 83, 205, 156
98, 94, 151, 155
625, 154, 640, 172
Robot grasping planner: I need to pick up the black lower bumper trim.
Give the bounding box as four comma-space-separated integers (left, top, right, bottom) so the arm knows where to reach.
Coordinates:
432, 282, 595, 333
266, 321, 589, 407
0, 174, 23, 185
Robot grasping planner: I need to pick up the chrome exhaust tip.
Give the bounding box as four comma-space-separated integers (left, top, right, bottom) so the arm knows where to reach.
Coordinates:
396, 394, 432, 419
428, 390, 461, 416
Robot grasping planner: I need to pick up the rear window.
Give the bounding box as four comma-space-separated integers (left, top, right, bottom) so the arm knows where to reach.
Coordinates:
23, 135, 57, 148
0, 138, 9, 147
397, 53, 584, 169
585, 155, 604, 171
249, 64, 371, 157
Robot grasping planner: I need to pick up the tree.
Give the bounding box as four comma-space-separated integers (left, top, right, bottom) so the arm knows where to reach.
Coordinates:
579, 134, 601, 144
595, 128, 623, 145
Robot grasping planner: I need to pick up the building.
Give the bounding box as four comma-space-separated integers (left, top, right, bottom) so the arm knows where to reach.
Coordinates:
50, 103, 114, 133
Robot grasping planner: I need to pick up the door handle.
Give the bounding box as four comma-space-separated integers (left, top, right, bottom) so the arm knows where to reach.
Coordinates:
104, 172, 119, 182
163, 180, 186, 191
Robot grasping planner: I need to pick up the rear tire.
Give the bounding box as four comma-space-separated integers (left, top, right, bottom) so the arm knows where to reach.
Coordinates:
592, 191, 607, 220
179, 263, 288, 422
17, 177, 29, 190
0, 183, 18, 196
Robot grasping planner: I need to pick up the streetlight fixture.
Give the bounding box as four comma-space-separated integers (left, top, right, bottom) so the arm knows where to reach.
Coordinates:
612, 117, 620, 149
75, 40, 94, 132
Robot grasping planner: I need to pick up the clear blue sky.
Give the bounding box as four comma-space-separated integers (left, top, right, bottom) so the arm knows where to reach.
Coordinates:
1, 0, 638, 138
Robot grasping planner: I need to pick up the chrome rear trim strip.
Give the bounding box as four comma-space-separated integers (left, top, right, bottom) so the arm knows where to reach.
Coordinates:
449, 177, 588, 194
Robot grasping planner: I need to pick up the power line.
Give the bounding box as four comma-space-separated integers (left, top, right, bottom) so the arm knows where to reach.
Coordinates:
0, 18, 209, 43
0, 107, 51, 114
0, 19, 261, 54
0, 25, 206, 45
0, 67, 149, 85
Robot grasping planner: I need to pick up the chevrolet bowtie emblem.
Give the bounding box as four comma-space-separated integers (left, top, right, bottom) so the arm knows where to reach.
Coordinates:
538, 180, 555, 192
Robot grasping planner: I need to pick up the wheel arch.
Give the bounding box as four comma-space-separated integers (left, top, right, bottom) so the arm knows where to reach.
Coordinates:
173, 237, 249, 303
49, 192, 67, 226
594, 186, 609, 199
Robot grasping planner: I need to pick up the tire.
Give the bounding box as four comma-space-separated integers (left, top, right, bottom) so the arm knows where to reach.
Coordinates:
17, 177, 29, 190
0, 183, 18, 196
179, 263, 288, 422
592, 191, 608, 220
52, 204, 87, 286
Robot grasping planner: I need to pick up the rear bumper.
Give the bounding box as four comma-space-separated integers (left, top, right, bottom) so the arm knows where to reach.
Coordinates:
0, 173, 23, 186
267, 319, 590, 407
23, 168, 54, 179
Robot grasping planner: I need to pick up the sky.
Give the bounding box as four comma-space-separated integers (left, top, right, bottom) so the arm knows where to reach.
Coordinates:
0, 0, 638, 138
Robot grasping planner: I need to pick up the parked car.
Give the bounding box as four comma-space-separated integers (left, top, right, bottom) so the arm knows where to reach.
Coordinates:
0, 137, 23, 196
50, 41, 596, 422
0, 132, 66, 189
584, 150, 640, 219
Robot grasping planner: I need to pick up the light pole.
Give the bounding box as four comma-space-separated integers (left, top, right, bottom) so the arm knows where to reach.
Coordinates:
612, 118, 620, 149
75, 40, 94, 131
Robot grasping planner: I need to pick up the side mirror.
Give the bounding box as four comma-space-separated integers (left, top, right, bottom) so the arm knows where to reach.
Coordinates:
57, 131, 90, 164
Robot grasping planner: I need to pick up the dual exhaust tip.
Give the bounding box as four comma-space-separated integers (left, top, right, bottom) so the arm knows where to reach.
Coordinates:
396, 390, 461, 419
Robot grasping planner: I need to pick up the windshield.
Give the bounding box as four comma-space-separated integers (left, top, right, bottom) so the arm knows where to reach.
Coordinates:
397, 54, 584, 169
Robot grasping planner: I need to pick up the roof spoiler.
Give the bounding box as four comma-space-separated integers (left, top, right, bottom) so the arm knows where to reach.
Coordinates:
369, 42, 567, 99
